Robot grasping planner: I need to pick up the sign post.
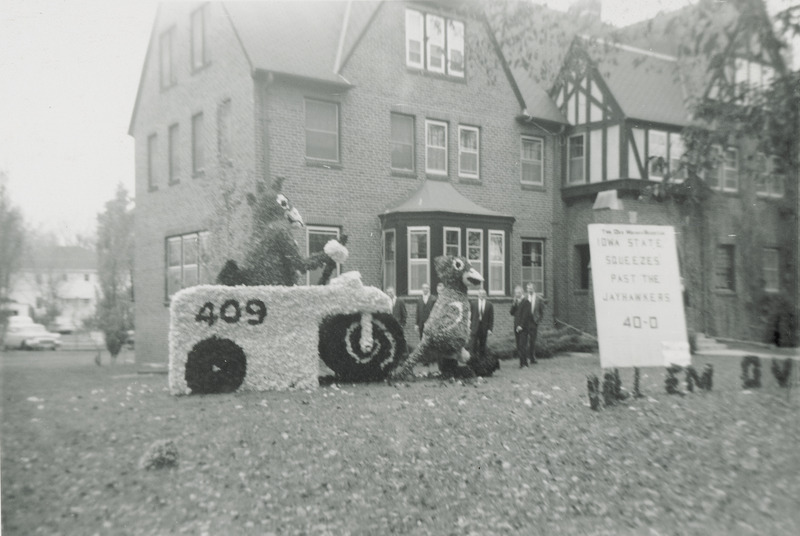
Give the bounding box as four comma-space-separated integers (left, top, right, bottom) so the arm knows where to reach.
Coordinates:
588, 224, 690, 368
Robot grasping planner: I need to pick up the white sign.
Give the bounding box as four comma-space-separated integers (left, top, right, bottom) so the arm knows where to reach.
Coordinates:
588, 224, 690, 368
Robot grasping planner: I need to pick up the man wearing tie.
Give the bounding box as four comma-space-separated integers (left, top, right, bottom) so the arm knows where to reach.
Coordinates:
386, 287, 407, 328
415, 283, 436, 338
510, 282, 544, 367
470, 287, 494, 360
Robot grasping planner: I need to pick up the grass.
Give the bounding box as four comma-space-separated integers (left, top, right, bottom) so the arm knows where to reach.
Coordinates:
2, 350, 799, 535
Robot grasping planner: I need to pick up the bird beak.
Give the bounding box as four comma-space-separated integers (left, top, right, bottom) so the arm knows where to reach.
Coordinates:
463, 267, 483, 286
286, 207, 304, 227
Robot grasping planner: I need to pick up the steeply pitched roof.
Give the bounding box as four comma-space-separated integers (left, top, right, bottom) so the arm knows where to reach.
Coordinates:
510, 65, 568, 124
382, 180, 513, 219
590, 41, 690, 125
223, 1, 350, 84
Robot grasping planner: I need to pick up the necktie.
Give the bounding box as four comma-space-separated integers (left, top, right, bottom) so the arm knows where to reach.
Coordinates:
530, 295, 535, 313
479, 300, 483, 321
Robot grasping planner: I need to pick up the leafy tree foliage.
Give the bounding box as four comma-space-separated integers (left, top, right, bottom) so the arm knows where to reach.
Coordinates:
96, 185, 134, 358
0, 173, 25, 303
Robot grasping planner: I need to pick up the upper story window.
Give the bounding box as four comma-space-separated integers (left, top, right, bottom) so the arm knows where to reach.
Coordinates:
648, 131, 667, 179
168, 123, 180, 185
305, 99, 339, 162
568, 134, 585, 184
756, 153, 785, 198
191, 112, 205, 175
390, 113, 414, 172
405, 9, 465, 78
147, 133, 158, 191
708, 145, 738, 192
458, 126, 479, 179
159, 27, 176, 89
191, 5, 209, 71
425, 120, 448, 175
521, 136, 543, 186
217, 99, 232, 164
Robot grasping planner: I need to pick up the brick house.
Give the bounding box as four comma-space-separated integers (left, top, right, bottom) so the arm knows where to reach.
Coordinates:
549, 29, 795, 344
129, 1, 567, 363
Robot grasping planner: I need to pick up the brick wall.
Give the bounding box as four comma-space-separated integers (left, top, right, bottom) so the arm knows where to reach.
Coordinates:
131, 3, 257, 363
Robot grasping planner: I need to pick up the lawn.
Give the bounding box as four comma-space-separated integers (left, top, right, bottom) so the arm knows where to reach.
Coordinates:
2, 350, 799, 535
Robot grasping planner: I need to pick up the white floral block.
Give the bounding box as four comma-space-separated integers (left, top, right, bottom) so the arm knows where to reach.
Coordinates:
169, 271, 392, 395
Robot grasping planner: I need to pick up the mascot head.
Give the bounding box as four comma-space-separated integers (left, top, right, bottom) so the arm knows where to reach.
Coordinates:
434, 255, 483, 294
248, 176, 304, 231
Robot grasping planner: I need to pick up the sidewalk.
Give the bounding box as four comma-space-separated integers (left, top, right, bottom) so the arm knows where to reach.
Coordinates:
694, 334, 800, 361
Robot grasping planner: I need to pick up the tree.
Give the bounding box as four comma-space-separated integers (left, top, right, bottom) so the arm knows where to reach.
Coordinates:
96, 184, 134, 359
0, 172, 25, 303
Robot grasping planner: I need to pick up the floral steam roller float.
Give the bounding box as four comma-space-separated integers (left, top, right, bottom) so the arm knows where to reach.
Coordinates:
168, 267, 406, 395
168, 178, 407, 394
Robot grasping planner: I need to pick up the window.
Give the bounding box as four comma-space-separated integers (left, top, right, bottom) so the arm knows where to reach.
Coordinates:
191, 5, 208, 71
408, 227, 430, 294
708, 145, 738, 192
405, 9, 465, 77
521, 136, 543, 185
722, 148, 738, 191
391, 113, 414, 171
218, 99, 232, 164
405, 9, 424, 69
763, 248, 779, 292
444, 227, 461, 257
192, 112, 204, 175
733, 58, 775, 102
757, 154, 785, 198
714, 245, 735, 291
575, 244, 591, 290
426, 120, 448, 175
458, 126, 479, 179
168, 123, 180, 184
523, 240, 545, 294
307, 227, 340, 285
147, 133, 158, 190
467, 229, 483, 286
648, 130, 667, 179
305, 99, 339, 162
568, 134, 585, 184
488, 231, 505, 295
166, 231, 211, 299
383, 229, 396, 290
447, 19, 465, 77
159, 27, 176, 89
426, 14, 445, 73
669, 133, 685, 182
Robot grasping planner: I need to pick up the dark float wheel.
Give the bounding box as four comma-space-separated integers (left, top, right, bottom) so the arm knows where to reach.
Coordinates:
185, 336, 247, 394
318, 313, 406, 382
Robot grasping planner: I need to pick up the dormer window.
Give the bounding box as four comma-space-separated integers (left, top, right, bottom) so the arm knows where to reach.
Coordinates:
405, 9, 465, 78
159, 27, 176, 89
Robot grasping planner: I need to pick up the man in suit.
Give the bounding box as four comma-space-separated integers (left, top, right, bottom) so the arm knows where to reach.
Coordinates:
470, 287, 494, 360
510, 282, 545, 367
415, 283, 436, 338
386, 287, 406, 328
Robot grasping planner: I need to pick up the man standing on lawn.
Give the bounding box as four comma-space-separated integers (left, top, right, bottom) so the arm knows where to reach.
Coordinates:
415, 283, 436, 339
470, 287, 494, 360
511, 282, 544, 367
386, 287, 407, 328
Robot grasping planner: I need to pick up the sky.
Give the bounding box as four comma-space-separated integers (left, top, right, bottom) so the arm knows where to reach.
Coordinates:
0, 0, 793, 242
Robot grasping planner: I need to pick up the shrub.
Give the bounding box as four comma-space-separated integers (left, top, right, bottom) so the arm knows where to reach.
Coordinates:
487, 327, 598, 362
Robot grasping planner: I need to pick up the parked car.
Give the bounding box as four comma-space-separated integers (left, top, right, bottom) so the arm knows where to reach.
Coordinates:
48, 317, 78, 334
3, 323, 62, 351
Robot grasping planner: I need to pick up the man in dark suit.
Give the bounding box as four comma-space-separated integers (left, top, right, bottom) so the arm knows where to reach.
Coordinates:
386, 287, 406, 328
510, 282, 545, 367
470, 287, 494, 360
415, 283, 436, 338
